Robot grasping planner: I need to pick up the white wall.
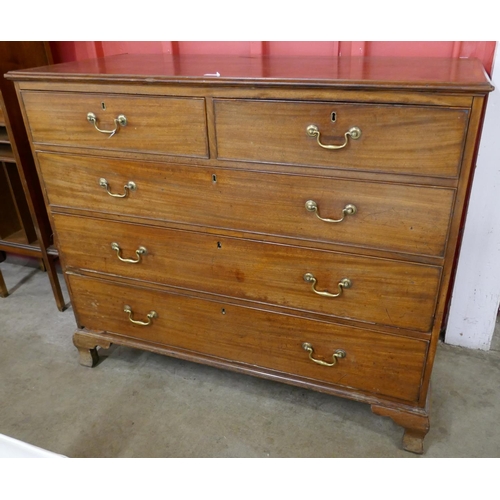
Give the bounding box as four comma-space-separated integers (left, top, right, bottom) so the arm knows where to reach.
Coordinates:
445, 46, 500, 350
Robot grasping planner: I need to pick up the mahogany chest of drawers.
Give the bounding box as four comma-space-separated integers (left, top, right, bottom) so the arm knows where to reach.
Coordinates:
8, 54, 493, 453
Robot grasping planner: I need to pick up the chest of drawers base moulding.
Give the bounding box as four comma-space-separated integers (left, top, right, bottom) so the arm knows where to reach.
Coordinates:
7, 54, 493, 455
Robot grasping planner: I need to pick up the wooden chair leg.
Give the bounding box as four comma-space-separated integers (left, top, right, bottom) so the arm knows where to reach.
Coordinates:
0, 267, 8, 297
43, 254, 66, 312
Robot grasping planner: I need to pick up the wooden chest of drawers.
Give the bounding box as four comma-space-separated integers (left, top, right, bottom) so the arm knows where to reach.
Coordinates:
8, 54, 493, 454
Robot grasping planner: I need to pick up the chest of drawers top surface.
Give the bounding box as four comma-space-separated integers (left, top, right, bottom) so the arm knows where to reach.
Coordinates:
8, 53, 492, 91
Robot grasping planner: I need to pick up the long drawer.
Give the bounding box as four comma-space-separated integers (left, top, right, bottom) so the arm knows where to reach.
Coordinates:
55, 214, 441, 332
21, 91, 209, 158
40, 153, 454, 257
68, 274, 428, 402
214, 99, 468, 177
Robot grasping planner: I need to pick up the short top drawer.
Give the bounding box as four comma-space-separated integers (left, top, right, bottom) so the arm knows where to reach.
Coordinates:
214, 99, 469, 177
21, 91, 209, 158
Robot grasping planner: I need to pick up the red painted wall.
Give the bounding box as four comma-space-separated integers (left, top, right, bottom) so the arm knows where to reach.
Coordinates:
49, 41, 496, 75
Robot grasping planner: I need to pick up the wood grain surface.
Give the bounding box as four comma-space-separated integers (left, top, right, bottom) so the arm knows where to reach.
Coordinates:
7, 54, 493, 93
215, 99, 468, 177
21, 91, 209, 158
8, 53, 494, 452
55, 214, 441, 332
69, 273, 428, 402
38, 153, 455, 258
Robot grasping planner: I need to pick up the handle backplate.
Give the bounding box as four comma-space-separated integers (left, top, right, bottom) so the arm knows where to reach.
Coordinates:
305, 200, 357, 223
303, 273, 351, 298
87, 112, 127, 137
111, 242, 147, 264
302, 342, 346, 367
307, 124, 361, 150
123, 305, 157, 326
99, 178, 137, 198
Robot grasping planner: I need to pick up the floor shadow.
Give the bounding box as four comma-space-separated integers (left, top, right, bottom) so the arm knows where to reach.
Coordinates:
4, 268, 40, 295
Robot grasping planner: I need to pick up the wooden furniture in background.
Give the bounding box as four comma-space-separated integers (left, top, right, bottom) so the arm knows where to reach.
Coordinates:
0, 42, 65, 310
8, 54, 493, 453
0, 250, 7, 297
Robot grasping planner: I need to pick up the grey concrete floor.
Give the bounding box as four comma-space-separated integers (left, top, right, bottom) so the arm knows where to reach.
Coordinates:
0, 257, 499, 458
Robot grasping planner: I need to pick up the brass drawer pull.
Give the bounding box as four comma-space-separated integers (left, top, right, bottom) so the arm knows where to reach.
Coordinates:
303, 273, 352, 298
302, 342, 346, 367
305, 200, 357, 223
306, 124, 361, 150
87, 112, 127, 137
111, 242, 147, 264
123, 305, 157, 326
99, 178, 137, 198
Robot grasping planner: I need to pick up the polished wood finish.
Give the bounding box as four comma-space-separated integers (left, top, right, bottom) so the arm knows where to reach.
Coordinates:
214, 99, 468, 177
10, 54, 492, 92
22, 92, 209, 158
54, 214, 441, 332
69, 274, 428, 402
38, 153, 455, 258
8, 54, 492, 454
0, 42, 65, 310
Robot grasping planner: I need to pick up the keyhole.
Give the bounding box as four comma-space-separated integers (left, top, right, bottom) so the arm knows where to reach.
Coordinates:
217, 241, 222, 249
101, 102, 106, 110
331, 112, 336, 122
221, 308, 226, 315
212, 174, 217, 183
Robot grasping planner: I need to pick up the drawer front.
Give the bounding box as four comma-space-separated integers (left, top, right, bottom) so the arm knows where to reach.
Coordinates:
69, 274, 428, 402
22, 91, 208, 158
40, 153, 454, 257
214, 99, 468, 177
55, 215, 441, 332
